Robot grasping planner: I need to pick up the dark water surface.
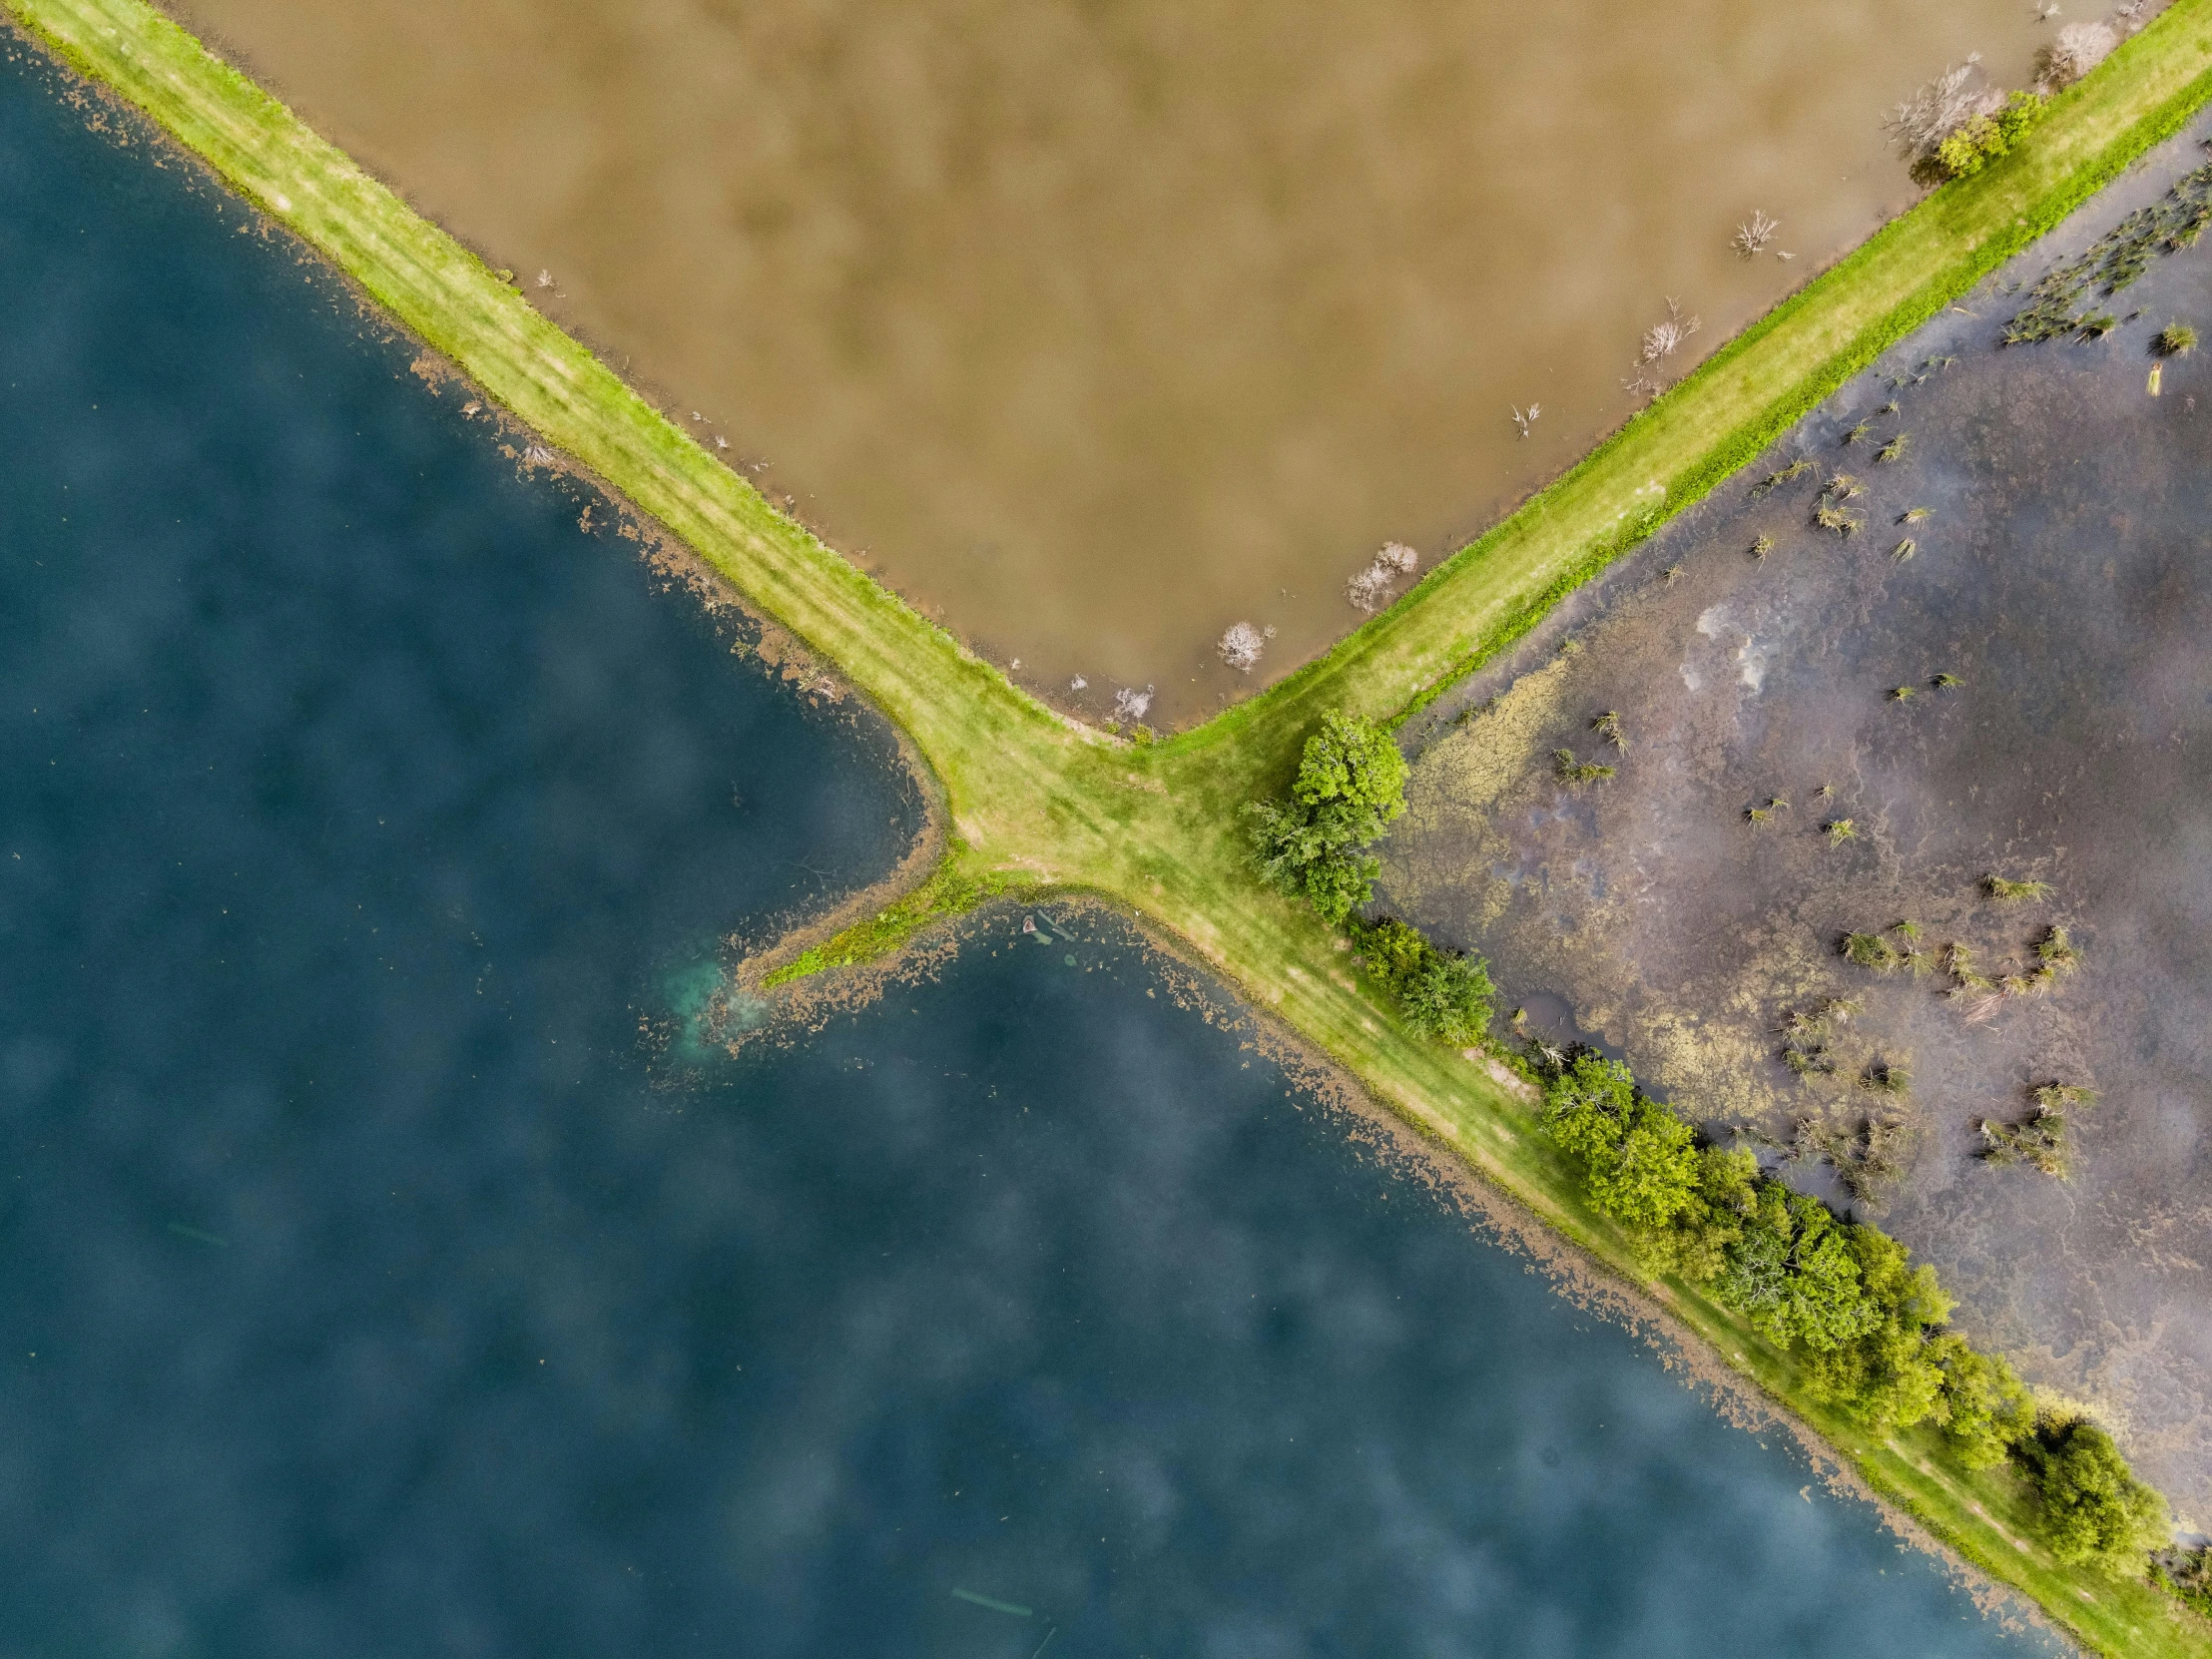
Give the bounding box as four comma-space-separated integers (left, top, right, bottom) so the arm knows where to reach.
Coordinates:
0, 46, 2058, 1659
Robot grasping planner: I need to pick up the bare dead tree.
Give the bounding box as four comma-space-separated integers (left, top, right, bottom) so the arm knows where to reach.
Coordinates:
1732, 210, 1781, 258
1346, 543, 1419, 612
2036, 20, 2116, 90
1885, 55, 2003, 162
1218, 622, 1266, 673
1639, 297, 1702, 364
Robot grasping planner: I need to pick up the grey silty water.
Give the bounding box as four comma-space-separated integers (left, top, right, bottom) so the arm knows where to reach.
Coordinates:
0, 42, 2060, 1658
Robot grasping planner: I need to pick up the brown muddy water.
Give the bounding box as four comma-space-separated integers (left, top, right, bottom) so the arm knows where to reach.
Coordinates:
1380, 126, 2212, 1522
172, 0, 2052, 725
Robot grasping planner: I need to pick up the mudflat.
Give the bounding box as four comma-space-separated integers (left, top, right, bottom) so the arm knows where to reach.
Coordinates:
174, 0, 2045, 722
1381, 130, 2212, 1523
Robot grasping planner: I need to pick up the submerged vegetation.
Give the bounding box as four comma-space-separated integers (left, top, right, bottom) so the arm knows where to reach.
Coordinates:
1553, 747, 1617, 786
2004, 157, 2212, 342
1978, 1084, 2095, 1176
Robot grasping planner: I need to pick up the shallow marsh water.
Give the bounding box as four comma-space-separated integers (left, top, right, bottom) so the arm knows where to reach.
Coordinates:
0, 44, 2074, 1656
1382, 127, 2212, 1521
169, 0, 2060, 723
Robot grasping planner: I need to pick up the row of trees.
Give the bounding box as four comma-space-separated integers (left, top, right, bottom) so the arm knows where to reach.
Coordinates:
1540, 1049, 2170, 1577
1245, 711, 1494, 1041
1244, 714, 2174, 1584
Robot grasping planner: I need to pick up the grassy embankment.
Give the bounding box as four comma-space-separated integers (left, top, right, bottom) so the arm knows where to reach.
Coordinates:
13, 0, 2212, 1649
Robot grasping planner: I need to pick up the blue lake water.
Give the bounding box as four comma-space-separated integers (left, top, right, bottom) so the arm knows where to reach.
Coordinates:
0, 43, 2062, 1658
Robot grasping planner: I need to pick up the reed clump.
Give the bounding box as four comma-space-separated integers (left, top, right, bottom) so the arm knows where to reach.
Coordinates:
2003, 162, 2212, 344
1749, 457, 1814, 497
1985, 873, 2053, 901
1553, 748, 1616, 787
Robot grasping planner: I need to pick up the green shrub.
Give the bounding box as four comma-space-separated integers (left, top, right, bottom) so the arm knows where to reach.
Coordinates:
1928, 1339, 2035, 1469
2020, 1418, 2170, 1575
1541, 1052, 1701, 1228
1803, 1229, 1952, 1429
1352, 916, 1431, 995
2153, 1544, 2212, 1618
1531, 1048, 2172, 1560
1925, 91, 2047, 184
1245, 711, 1407, 923
1401, 951, 1496, 1045
1350, 915, 1496, 1045
1717, 1184, 1878, 1353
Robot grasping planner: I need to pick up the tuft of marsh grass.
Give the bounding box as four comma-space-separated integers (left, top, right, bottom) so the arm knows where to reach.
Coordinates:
2032, 1080, 2096, 1112
1977, 1109, 2069, 1177
1943, 941, 1995, 993
2155, 320, 2198, 355
2035, 923, 2081, 973
1933, 672, 1963, 688
1893, 537, 1918, 562
1876, 433, 1912, 463
1861, 1058, 1913, 1096
1984, 873, 2052, 902
1824, 817, 1857, 844
1889, 685, 1917, 701
1900, 506, 1933, 523
1748, 457, 1815, 497
1844, 417, 1876, 444
1844, 930, 1904, 970
1821, 472, 1867, 500
1750, 533, 1775, 560
1591, 710, 1628, 751
1814, 503, 1865, 536
1552, 748, 1616, 787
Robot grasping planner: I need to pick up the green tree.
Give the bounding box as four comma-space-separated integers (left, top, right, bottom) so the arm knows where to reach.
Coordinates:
1927, 1337, 2035, 1468
1927, 90, 2047, 182
2021, 1418, 2170, 1574
1400, 951, 1496, 1045
1717, 1186, 1877, 1352
1246, 711, 1408, 922
1804, 1229, 1952, 1429
1352, 916, 1431, 995
1542, 1053, 1701, 1228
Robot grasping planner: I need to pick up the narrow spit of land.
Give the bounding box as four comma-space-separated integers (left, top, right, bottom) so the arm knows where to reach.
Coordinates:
14, 0, 2212, 1651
